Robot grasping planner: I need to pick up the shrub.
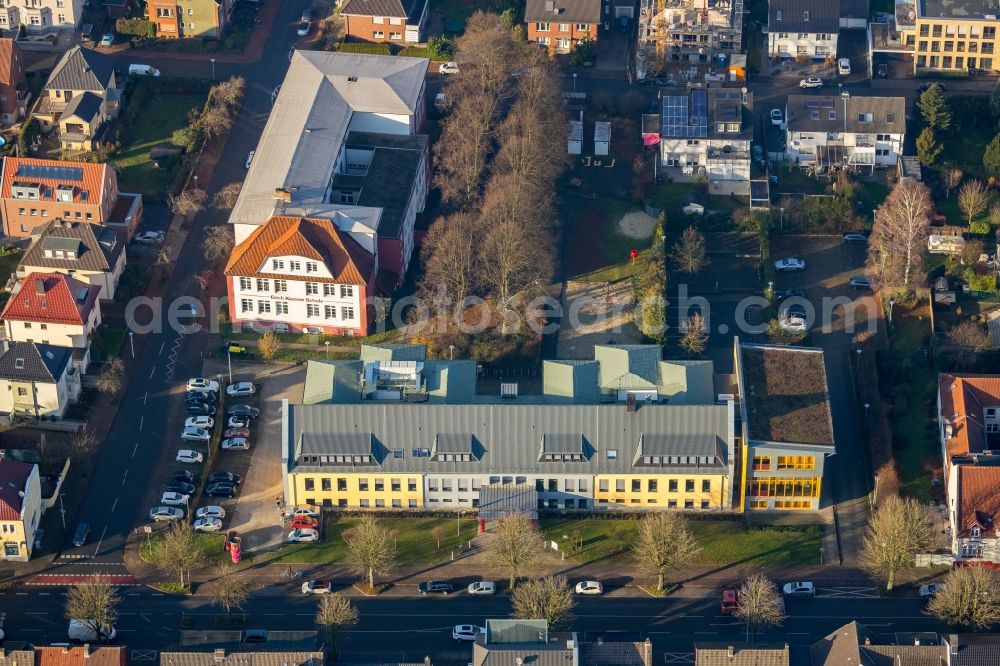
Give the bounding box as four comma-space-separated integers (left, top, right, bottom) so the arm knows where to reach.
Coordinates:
970, 219, 991, 235
426, 35, 454, 59
337, 41, 393, 55
964, 266, 998, 293
116, 18, 156, 38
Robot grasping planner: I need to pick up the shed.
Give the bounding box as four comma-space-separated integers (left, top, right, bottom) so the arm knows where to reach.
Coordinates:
568, 120, 582, 155
594, 121, 611, 156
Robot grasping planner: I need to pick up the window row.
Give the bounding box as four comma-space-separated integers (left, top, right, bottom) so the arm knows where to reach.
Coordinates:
238, 277, 354, 298
746, 477, 820, 498
752, 455, 816, 471
270, 259, 320, 273
306, 497, 418, 508
302, 477, 419, 492
239, 300, 355, 319
920, 23, 996, 39
918, 40, 995, 54
16, 208, 93, 220
598, 478, 712, 493
372, 31, 402, 39
916, 55, 993, 69
535, 22, 592, 32
599, 498, 712, 509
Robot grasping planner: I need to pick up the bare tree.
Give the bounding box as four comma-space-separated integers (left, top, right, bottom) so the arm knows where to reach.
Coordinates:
71, 427, 99, 458
867, 179, 932, 291
344, 515, 396, 590
210, 76, 246, 111
434, 102, 492, 205
96, 357, 125, 396
212, 182, 243, 209
257, 332, 280, 361
927, 567, 1000, 631
203, 225, 234, 262
679, 314, 708, 355
733, 574, 785, 642
859, 495, 934, 592
419, 212, 479, 316
672, 226, 708, 274
944, 167, 963, 198
946, 320, 994, 367
432, 526, 446, 550
199, 105, 234, 140
153, 521, 207, 588
212, 570, 250, 618
168, 188, 207, 219
488, 512, 543, 589
65, 579, 119, 643
510, 576, 576, 630
315, 594, 359, 647
632, 512, 701, 592
958, 179, 990, 226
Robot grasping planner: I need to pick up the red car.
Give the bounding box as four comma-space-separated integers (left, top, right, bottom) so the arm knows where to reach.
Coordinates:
224, 427, 250, 439
290, 517, 319, 530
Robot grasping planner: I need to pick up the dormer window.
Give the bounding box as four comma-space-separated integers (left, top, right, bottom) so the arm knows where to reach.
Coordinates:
290, 260, 301, 271
972, 526, 982, 538
272, 259, 284, 271
803, 10, 809, 20
776, 10, 781, 19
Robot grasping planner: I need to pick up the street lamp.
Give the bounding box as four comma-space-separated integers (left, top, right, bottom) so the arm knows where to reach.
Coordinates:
128, 330, 134, 359
572, 72, 577, 93
324, 340, 330, 359
227, 348, 233, 384
856, 348, 862, 374
210, 57, 216, 80
193, 175, 199, 189
449, 344, 454, 360
888, 298, 896, 324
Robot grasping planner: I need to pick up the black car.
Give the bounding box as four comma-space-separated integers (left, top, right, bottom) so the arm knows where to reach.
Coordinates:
782, 303, 808, 319
205, 483, 237, 498
418, 580, 453, 595
209, 471, 242, 485
166, 482, 195, 495
843, 231, 869, 244
849, 276, 873, 290
776, 289, 806, 301
186, 390, 217, 403
227, 404, 260, 418
72, 522, 90, 547
173, 470, 196, 484
187, 401, 215, 416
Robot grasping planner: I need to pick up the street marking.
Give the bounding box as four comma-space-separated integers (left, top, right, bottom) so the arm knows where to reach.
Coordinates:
139, 417, 144, 431
150, 367, 156, 379
816, 587, 879, 599
158, 342, 165, 355
132, 442, 139, 458
122, 470, 129, 485
95, 525, 108, 554
131, 651, 157, 661
143, 391, 148, 405
664, 654, 693, 664
111, 497, 118, 512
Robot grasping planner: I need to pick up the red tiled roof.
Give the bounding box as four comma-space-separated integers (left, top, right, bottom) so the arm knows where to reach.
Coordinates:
225, 216, 373, 285
0, 458, 34, 520
0, 157, 108, 205
939, 374, 1000, 465
957, 465, 1000, 539
35, 645, 127, 666
0, 272, 100, 326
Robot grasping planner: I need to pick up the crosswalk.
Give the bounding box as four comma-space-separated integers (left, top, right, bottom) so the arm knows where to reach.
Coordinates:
664, 653, 694, 664
815, 586, 879, 599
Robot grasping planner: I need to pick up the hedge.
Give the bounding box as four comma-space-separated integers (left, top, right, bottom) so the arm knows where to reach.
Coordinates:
336, 42, 393, 55
398, 46, 433, 59
115, 18, 156, 38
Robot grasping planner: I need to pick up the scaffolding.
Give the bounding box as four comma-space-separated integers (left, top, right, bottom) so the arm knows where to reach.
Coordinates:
638, 0, 743, 72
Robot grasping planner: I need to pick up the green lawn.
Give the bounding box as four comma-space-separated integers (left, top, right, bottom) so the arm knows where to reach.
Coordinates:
539, 517, 823, 566
0, 248, 23, 286
90, 326, 125, 363
113, 94, 207, 198
776, 166, 827, 195
940, 124, 994, 177
855, 180, 890, 217
268, 516, 480, 564
140, 532, 229, 567
651, 182, 699, 214
562, 194, 646, 280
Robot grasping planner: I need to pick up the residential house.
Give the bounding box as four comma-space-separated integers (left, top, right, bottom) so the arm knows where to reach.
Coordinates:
0, 272, 102, 371
472, 620, 653, 666
340, 0, 428, 44
784, 94, 906, 170
160, 651, 324, 666
637, 0, 744, 65
695, 643, 789, 666
224, 215, 377, 336
0, 39, 29, 126
0, 643, 35, 666
839, 0, 868, 29
228, 52, 429, 285
0, 157, 143, 239
767, 0, 840, 59
810, 622, 948, 665
525, 0, 601, 52
146, 0, 235, 39
17, 219, 126, 300
32, 46, 122, 151
0, 0, 85, 33
35, 645, 128, 666
941, 634, 1000, 666
283, 343, 737, 513
733, 339, 835, 511
0, 341, 79, 419
0, 457, 41, 561
895, 0, 1000, 74
654, 88, 753, 192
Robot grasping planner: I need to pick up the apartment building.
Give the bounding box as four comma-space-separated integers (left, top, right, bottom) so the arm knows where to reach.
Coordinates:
0, 157, 142, 238
893, 0, 1000, 73
637, 0, 744, 65
17, 219, 126, 300
0, 457, 40, 561
340, 0, 428, 44
767, 0, 840, 58
146, 0, 234, 39
228, 52, 429, 285
784, 94, 906, 170
0, 38, 29, 126
0, 341, 79, 419
0, 0, 85, 33
224, 215, 376, 335
525, 0, 601, 52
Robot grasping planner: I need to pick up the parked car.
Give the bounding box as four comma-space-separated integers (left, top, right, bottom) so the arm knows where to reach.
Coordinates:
99, 33, 114, 47
186, 390, 217, 403
774, 257, 806, 271
165, 482, 195, 496
418, 580, 454, 595
296, 19, 310, 36
452, 625, 485, 641
187, 402, 215, 416
185, 416, 215, 430
187, 378, 220, 393
799, 77, 823, 88
721, 588, 740, 615
193, 517, 223, 532
161, 492, 189, 507
779, 315, 807, 333
843, 231, 869, 244
919, 583, 945, 598
301, 580, 332, 594
781, 303, 807, 320
149, 506, 184, 521
776, 289, 806, 301
782, 581, 816, 597
223, 427, 250, 439
877, 62, 888, 78
173, 470, 195, 484
134, 230, 164, 245
72, 523, 90, 547
770, 108, 783, 126
181, 426, 211, 442
226, 382, 256, 397
287, 507, 320, 519
439, 61, 460, 74
227, 404, 260, 418
467, 581, 496, 595
209, 471, 242, 485
128, 64, 160, 77
575, 580, 603, 595
288, 528, 320, 543
245, 151, 255, 169
849, 276, 873, 290
838, 58, 851, 75
221, 438, 250, 451
176, 449, 204, 464
227, 415, 251, 429
290, 517, 318, 530
196, 506, 226, 520
205, 483, 237, 498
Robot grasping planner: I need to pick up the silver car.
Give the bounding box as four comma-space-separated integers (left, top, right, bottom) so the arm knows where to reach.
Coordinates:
149, 506, 184, 521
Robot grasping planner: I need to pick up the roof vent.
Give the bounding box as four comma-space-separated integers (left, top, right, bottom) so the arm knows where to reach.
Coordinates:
35, 278, 45, 294
501, 383, 518, 399
347, 76, 358, 83
626, 393, 637, 413
214, 649, 226, 663
45, 350, 54, 360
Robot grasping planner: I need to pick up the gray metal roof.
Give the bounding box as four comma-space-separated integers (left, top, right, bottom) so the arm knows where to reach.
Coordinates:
341, 0, 427, 23
768, 0, 841, 33
920, 0, 998, 20
228, 52, 428, 231
786, 95, 906, 135
61, 90, 103, 122
525, 0, 601, 23
301, 432, 374, 456
45, 46, 115, 92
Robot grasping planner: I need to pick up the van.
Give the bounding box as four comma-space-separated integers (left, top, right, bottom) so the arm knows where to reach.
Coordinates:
68, 619, 117, 642
128, 64, 160, 77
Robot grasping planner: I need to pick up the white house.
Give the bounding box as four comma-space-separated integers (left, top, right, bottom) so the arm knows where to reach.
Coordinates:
0, 341, 79, 419
784, 94, 906, 169
0, 0, 85, 33
767, 0, 841, 58
17, 220, 126, 301
0, 458, 41, 561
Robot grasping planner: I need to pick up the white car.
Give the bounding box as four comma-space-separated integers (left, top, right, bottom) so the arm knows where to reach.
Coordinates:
181, 427, 211, 442
575, 580, 603, 595
193, 517, 223, 533
134, 230, 164, 245
799, 77, 823, 88
176, 449, 204, 464
770, 108, 783, 126
245, 151, 255, 169
226, 382, 256, 397
288, 528, 320, 543
782, 581, 816, 597
920, 583, 945, 598
196, 506, 226, 520
301, 580, 332, 594
227, 415, 251, 429
287, 507, 321, 519
774, 257, 806, 271
467, 581, 496, 595
160, 491, 189, 507
149, 506, 184, 521
838, 58, 851, 75
185, 416, 215, 430
221, 437, 250, 451
439, 61, 460, 74
452, 625, 484, 641
187, 378, 220, 393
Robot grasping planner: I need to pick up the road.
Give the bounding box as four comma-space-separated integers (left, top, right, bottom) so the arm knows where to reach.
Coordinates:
0, 588, 936, 659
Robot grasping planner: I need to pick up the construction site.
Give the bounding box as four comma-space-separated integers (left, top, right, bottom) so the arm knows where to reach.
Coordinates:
637, 0, 744, 76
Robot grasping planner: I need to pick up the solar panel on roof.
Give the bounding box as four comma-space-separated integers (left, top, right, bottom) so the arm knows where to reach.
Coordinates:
661, 94, 707, 138
15, 164, 84, 182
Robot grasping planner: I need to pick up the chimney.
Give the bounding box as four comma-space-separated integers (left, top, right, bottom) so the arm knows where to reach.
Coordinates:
35, 278, 45, 295
545, 0, 555, 11
626, 393, 637, 413
424, 657, 431, 666
214, 649, 226, 663
84, 644, 92, 658
62, 646, 70, 654
727, 646, 734, 658
864, 637, 871, 646
948, 635, 959, 656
